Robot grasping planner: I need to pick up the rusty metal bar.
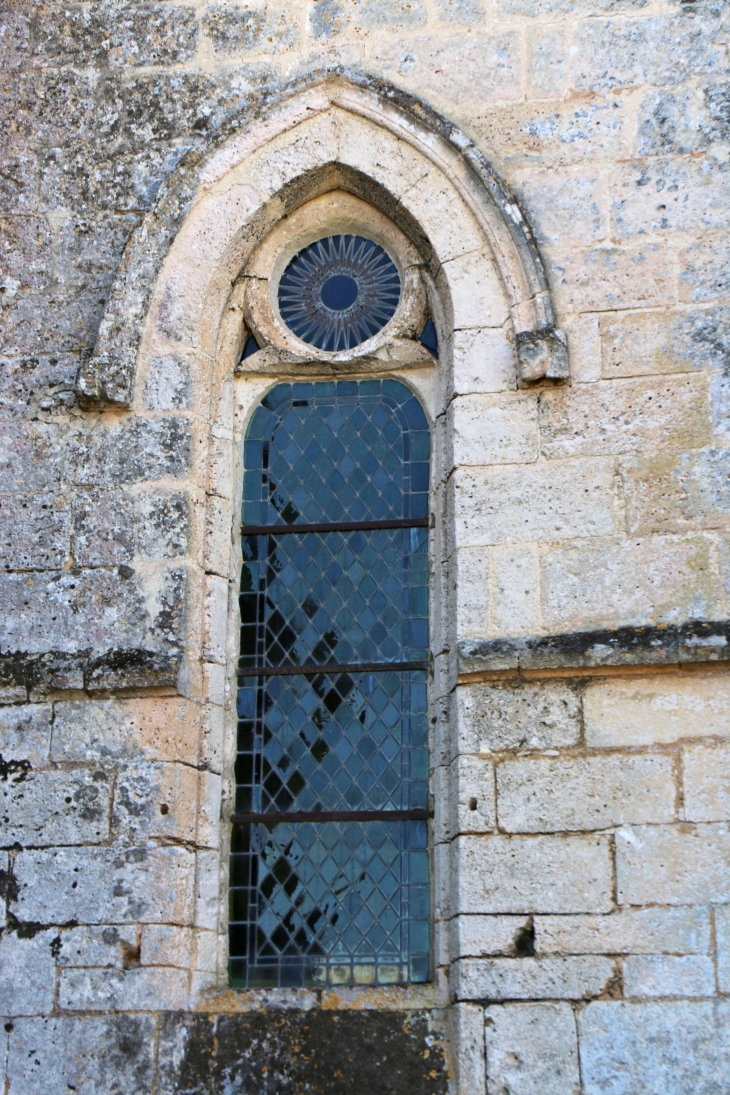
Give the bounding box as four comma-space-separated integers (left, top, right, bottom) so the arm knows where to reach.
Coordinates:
231, 808, 432, 825
237, 660, 428, 677
241, 517, 429, 536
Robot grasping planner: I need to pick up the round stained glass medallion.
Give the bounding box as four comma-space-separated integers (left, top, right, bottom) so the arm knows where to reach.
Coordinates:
277, 234, 401, 353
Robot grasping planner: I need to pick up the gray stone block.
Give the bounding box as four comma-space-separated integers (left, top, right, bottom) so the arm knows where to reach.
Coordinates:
32, 4, 199, 68
485, 1002, 580, 1095
0, 705, 51, 768
71, 489, 134, 567
0, 421, 64, 492
59, 967, 190, 1011
0, 354, 79, 418
135, 492, 190, 558
6, 1016, 156, 1094
456, 682, 581, 754
1, 767, 111, 848
578, 1000, 730, 1095
143, 356, 192, 410
455, 955, 615, 1001
68, 418, 192, 486
55, 924, 138, 968
623, 955, 715, 999
0, 494, 70, 570
0, 931, 56, 1016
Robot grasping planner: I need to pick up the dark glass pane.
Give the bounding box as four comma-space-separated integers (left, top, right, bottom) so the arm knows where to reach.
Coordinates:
231, 379, 431, 989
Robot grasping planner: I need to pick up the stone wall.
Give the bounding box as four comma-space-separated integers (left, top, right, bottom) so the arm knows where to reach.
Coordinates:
1, 0, 730, 1092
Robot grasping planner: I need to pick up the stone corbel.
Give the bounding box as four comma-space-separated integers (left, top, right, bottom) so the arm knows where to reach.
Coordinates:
76, 354, 135, 409
515, 327, 570, 385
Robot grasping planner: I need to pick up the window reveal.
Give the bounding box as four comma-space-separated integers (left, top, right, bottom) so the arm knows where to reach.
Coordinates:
228, 379, 431, 989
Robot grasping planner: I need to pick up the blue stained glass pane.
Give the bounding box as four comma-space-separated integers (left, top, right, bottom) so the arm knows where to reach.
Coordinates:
230, 379, 431, 989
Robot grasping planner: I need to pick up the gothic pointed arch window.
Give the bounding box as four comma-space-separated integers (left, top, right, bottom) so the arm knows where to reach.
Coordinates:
228, 377, 431, 989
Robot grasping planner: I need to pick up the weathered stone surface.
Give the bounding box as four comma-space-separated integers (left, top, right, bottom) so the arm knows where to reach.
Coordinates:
485, 1002, 580, 1095
32, 4, 199, 68
716, 905, 730, 994
112, 762, 198, 843
456, 682, 580, 754
636, 89, 705, 156
1, 766, 111, 847
143, 355, 192, 410
134, 491, 190, 558
141, 923, 193, 968
551, 243, 675, 312
0, 931, 56, 1016
68, 418, 192, 486
623, 955, 715, 999
610, 157, 729, 237
451, 915, 532, 959
0, 704, 51, 767
455, 955, 615, 1001
451, 459, 615, 547
55, 924, 138, 968
682, 743, 730, 822
0, 494, 70, 570
59, 966, 190, 1011
540, 534, 715, 633
679, 236, 730, 303
71, 489, 134, 567
513, 168, 606, 248
311, 0, 427, 38
12, 845, 196, 924
456, 834, 612, 914
156, 1011, 448, 1095
496, 755, 675, 833
202, 3, 299, 54
578, 1001, 730, 1095
51, 698, 199, 764
584, 675, 730, 747
373, 34, 523, 107
620, 450, 730, 535
600, 307, 730, 378
0, 421, 64, 492
437, 0, 485, 25
449, 393, 539, 467
617, 822, 730, 906
539, 376, 711, 459
536, 907, 710, 956
0, 354, 79, 417
6, 1016, 156, 1095
489, 543, 542, 639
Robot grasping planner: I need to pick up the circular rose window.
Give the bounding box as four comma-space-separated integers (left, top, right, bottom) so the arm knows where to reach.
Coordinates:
277, 234, 401, 353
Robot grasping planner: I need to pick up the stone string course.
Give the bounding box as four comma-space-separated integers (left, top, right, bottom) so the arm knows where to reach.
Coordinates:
2, 0, 730, 1091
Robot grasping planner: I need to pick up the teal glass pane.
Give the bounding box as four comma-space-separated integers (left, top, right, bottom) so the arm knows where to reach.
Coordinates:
230, 379, 431, 989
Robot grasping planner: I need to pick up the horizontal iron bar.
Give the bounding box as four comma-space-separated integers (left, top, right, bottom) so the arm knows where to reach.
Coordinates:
240, 517, 429, 536
238, 660, 428, 677
231, 808, 432, 825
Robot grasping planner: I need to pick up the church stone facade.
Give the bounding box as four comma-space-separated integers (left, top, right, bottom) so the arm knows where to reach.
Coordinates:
1, 1, 730, 1092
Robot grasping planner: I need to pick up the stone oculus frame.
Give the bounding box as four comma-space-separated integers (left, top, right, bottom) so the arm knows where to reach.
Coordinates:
70, 75, 568, 1007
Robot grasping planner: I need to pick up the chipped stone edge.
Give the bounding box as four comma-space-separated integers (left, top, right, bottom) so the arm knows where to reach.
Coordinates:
74, 67, 564, 409
458, 620, 730, 675
0, 648, 182, 703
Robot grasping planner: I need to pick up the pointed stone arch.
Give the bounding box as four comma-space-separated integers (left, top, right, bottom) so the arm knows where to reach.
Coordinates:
76, 70, 568, 408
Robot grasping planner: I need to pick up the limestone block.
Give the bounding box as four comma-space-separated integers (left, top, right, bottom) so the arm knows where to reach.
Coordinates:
623, 955, 715, 999
13, 845, 196, 924
679, 236, 730, 304
485, 1002, 580, 1095
204, 493, 232, 577
616, 823, 730, 906
141, 924, 193, 968
195, 848, 220, 932
0, 930, 56, 1016
456, 682, 580, 755
584, 675, 730, 748
176, 184, 263, 271
247, 112, 338, 199
572, 16, 724, 92
456, 834, 612, 914
455, 955, 615, 1001
451, 914, 532, 959
578, 1001, 730, 1095
0, 420, 64, 492
435, 756, 496, 841
716, 906, 730, 994
0, 704, 51, 767
192, 928, 218, 973
202, 3, 299, 55
32, 4, 198, 67
68, 417, 192, 486
196, 769, 222, 849
449, 393, 539, 467
514, 168, 606, 248
563, 314, 601, 385
59, 967, 189, 1011
620, 450, 730, 536
453, 547, 490, 639
682, 743, 730, 822
496, 755, 675, 834
540, 534, 715, 634
200, 705, 224, 774
204, 573, 230, 664
51, 698, 200, 765
535, 908, 710, 957
551, 244, 675, 312
539, 376, 711, 460
398, 169, 483, 265
143, 355, 192, 411
442, 248, 510, 330
135, 491, 190, 559
333, 110, 430, 200
489, 543, 542, 638
56, 925, 138, 968
6, 1016, 156, 1095
0, 493, 70, 569
636, 89, 705, 157
451, 1003, 486, 1095
112, 762, 199, 843
611, 157, 729, 238
452, 458, 615, 547
527, 25, 570, 99
71, 488, 134, 566
598, 308, 730, 379
451, 328, 518, 395
2, 767, 112, 847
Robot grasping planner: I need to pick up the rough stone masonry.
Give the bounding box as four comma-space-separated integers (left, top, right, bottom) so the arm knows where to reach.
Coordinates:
1, 0, 730, 1092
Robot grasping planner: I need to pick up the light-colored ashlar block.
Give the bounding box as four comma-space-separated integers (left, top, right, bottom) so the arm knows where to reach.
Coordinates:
0, 930, 56, 1016
59, 967, 190, 1012
449, 392, 539, 467
579, 1001, 730, 1095
451, 915, 532, 959
2, 767, 112, 847
141, 925, 194, 969
0, 703, 51, 767
489, 542, 542, 639
442, 247, 510, 330
551, 243, 675, 313
682, 743, 730, 822
716, 906, 730, 994
455, 955, 615, 1001
535, 907, 710, 957
456, 833, 613, 914
452, 457, 615, 548
50, 697, 201, 765
623, 955, 715, 999
496, 754, 676, 833
451, 1003, 486, 1095
485, 1002, 580, 1095
616, 823, 730, 906
584, 676, 730, 748
112, 762, 199, 843
451, 328, 518, 395
456, 681, 581, 755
